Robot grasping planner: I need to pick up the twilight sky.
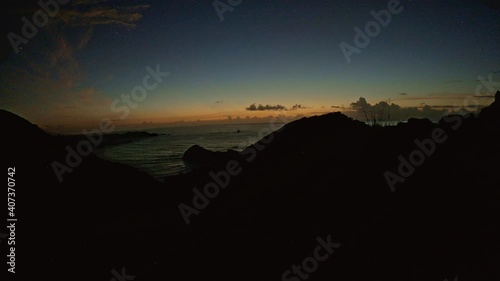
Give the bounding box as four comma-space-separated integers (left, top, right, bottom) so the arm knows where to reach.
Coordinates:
0, 0, 499, 132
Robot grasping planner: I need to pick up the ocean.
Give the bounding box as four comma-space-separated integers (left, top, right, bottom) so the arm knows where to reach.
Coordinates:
94, 123, 285, 180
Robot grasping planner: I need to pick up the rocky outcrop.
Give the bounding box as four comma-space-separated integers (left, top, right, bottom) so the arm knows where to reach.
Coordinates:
1, 92, 499, 281
479, 90, 500, 132
182, 144, 241, 170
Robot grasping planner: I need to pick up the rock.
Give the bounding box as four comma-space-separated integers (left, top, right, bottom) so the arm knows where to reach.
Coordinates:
182, 144, 240, 170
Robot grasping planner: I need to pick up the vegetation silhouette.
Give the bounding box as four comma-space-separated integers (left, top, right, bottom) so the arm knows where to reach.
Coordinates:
1, 92, 499, 280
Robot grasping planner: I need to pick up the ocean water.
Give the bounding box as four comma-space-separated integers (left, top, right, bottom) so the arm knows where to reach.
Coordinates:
94, 123, 285, 180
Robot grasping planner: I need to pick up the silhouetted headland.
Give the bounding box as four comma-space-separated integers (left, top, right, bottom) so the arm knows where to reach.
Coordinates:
1, 92, 499, 281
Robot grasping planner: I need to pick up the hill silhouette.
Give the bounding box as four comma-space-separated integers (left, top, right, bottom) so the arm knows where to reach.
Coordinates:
1, 92, 499, 281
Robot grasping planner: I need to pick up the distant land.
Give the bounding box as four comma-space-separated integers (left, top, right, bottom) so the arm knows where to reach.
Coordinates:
39, 97, 493, 134
1, 91, 498, 281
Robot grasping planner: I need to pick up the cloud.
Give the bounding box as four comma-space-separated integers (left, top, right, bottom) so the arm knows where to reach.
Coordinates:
444, 80, 463, 83
59, 4, 150, 29
0, 1, 149, 126
290, 104, 308, 110
76, 27, 95, 51
331, 105, 348, 109
245, 103, 309, 111
473, 94, 495, 98
246, 103, 287, 111
399, 92, 407, 96
399, 94, 470, 101
349, 97, 467, 123
215, 100, 224, 104
73, 0, 109, 5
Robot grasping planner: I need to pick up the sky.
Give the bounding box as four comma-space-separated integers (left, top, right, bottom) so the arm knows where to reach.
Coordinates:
0, 0, 499, 132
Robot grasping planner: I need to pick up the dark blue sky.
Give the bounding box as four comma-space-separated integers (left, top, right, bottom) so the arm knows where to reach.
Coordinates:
0, 0, 499, 130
